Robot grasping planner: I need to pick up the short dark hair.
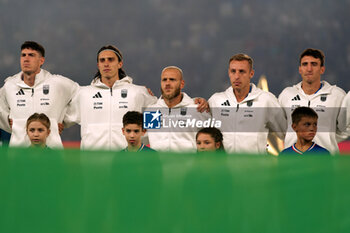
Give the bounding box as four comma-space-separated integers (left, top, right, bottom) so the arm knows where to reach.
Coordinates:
196, 127, 225, 151
21, 41, 45, 57
123, 111, 143, 127
299, 48, 325, 66
26, 113, 51, 130
292, 107, 318, 125
229, 53, 253, 70
94, 45, 126, 80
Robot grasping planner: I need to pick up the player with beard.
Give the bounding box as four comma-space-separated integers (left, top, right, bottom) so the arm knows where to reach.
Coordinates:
146, 66, 211, 152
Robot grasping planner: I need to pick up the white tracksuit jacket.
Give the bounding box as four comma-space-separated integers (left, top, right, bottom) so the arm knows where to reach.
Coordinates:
2, 69, 79, 148
0, 87, 11, 132
146, 93, 211, 152
208, 84, 287, 154
338, 91, 350, 136
278, 81, 346, 154
64, 76, 157, 150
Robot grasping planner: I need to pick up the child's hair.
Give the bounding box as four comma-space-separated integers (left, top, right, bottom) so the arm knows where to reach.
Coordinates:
196, 127, 225, 151
291, 107, 318, 124
26, 113, 51, 130
122, 111, 143, 127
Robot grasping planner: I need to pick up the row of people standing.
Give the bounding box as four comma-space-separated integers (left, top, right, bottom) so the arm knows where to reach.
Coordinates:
0, 41, 349, 154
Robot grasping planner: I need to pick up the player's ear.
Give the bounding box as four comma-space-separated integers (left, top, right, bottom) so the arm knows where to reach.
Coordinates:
292, 123, 297, 132
180, 79, 185, 89
118, 60, 123, 69
142, 129, 146, 136
39, 57, 45, 67
249, 69, 254, 79
320, 66, 325, 75
122, 127, 125, 135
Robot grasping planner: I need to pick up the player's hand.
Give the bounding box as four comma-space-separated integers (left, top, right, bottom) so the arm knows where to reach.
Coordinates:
8, 117, 13, 129
58, 123, 64, 134
194, 97, 210, 113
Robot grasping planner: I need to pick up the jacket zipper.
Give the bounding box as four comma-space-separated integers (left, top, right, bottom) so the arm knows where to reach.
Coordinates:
110, 88, 113, 149
235, 104, 240, 150
32, 88, 35, 112
169, 108, 171, 150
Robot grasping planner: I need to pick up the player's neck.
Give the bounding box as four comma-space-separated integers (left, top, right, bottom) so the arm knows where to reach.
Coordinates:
127, 142, 142, 152
233, 87, 250, 103
30, 143, 47, 148
22, 72, 39, 87
101, 75, 119, 88
295, 139, 313, 152
164, 93, 183, 108
302, 81, 321, 95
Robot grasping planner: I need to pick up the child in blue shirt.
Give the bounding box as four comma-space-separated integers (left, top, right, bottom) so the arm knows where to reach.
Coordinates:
280, 107, 329, 155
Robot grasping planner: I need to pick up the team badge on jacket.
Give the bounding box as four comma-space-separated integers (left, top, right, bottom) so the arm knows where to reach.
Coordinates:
43, 85, 49, 95
180, 107, 187, 115
320, 94, 327, 102
121, 89, 128, 98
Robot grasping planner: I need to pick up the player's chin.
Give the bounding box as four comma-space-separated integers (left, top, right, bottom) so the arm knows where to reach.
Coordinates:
32, 141, 43, 146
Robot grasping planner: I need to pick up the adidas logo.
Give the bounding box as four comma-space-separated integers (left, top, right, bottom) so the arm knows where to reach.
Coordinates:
16, 89, 25, 95
291, 95, 301, 101
93, 92, 102, 98
221, 100, 230, 106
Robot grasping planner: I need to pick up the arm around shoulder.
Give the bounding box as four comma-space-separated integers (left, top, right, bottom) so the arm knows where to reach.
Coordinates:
141, 86, 157, 107
63, 87, 81, 127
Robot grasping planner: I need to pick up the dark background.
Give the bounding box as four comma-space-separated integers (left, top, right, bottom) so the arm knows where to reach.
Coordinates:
1, 0, 349, 141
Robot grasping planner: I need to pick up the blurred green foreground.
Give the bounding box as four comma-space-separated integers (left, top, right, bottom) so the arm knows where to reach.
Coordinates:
0, 147, 349, 233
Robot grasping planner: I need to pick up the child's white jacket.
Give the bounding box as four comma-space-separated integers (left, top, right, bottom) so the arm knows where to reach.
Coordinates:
2, 69, 79, 148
